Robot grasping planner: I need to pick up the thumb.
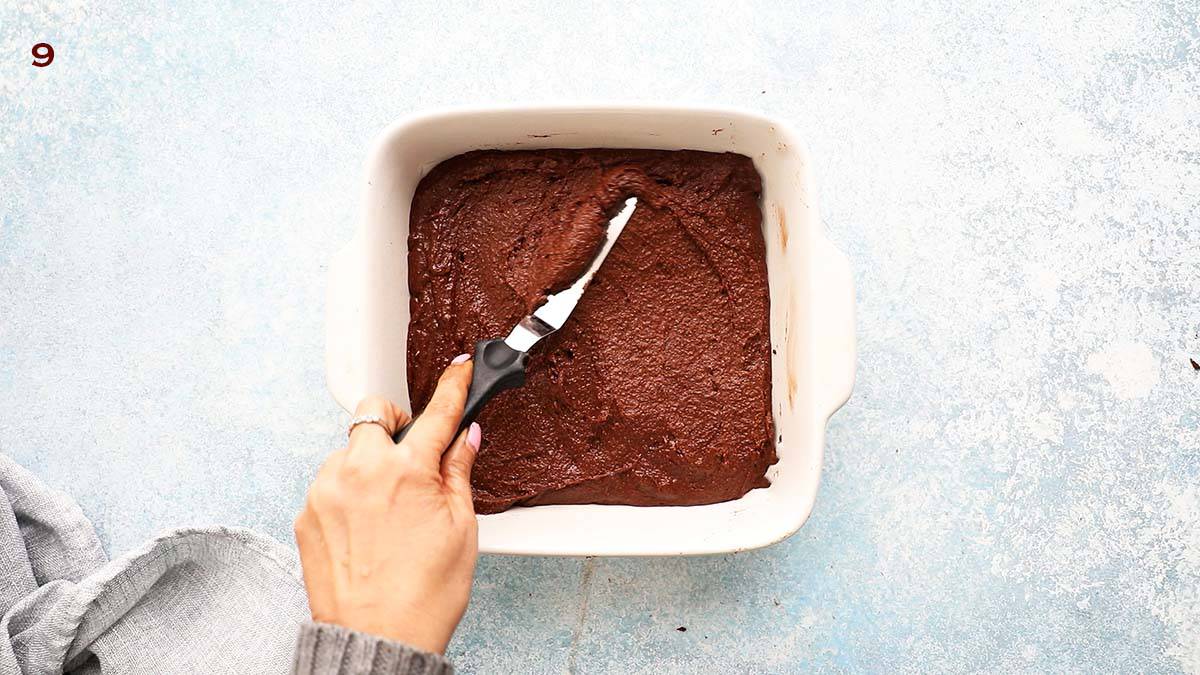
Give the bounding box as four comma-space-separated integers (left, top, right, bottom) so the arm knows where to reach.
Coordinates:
440, 422, 481, 506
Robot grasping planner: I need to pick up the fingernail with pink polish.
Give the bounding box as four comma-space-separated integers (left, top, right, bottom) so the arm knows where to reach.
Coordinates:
467, 422, 482, 450
451, 353, 471, 365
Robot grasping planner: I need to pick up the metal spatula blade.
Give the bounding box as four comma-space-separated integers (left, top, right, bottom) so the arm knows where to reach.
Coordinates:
505, 196, 638, 352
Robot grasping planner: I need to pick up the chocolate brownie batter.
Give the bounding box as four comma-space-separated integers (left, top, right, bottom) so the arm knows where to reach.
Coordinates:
407, 149, 775, 514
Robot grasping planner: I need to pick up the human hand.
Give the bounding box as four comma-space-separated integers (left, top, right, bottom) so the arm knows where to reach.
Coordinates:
294, 356, 480, 654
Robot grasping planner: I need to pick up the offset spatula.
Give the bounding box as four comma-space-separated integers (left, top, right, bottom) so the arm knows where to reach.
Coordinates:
394, 197, 638, 442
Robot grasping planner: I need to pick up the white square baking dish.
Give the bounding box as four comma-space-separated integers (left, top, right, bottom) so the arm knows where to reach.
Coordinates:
325, 105, 855, 556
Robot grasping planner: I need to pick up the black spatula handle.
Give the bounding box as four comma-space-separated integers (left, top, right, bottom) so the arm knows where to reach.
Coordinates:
392, 338, 528, 443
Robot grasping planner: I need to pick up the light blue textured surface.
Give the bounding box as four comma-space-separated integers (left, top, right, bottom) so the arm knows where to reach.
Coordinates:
2, 1, 1198, 672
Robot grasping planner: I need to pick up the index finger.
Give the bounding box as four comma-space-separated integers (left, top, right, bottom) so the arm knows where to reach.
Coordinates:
401, 358, 474, 461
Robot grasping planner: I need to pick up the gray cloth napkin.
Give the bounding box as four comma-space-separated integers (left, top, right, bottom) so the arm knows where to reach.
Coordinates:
0, 453, 310, 674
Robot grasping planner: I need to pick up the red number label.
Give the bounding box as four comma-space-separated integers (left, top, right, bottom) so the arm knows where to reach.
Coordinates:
32, 43, 54, 67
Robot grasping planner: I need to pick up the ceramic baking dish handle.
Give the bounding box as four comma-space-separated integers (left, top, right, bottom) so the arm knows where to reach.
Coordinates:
813, 239, 856, 419
325, 240, 366, 412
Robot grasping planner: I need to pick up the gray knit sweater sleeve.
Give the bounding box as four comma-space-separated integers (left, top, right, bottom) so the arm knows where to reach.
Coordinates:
291, 621, 454, 675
